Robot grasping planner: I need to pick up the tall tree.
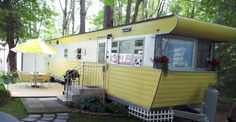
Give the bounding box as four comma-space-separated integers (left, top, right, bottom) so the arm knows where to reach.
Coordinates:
0, 0, 54, 71
59, 0, 80, 36
71, 0, 75, 34
113, 0, 125, 26
103, 0, 115, 28
117, 0, 124, 25
156, 0, 166, 17
79, 0, 86, 33
59, 0, 69, 36
131, 0, 142, 23
125, 0, 132, 24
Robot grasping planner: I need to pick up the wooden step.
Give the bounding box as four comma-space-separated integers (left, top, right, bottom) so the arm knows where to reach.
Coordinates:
57, 95, 72, 105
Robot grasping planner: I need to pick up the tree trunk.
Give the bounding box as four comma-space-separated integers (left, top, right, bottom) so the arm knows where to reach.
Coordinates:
79, 0, 86, 33
190, 2, 195, 18
118, 0, 123, 25
60, 0, 68, 36
7, 31, 16, 72
125, 0, 132, 24
131, 0, 142, 23
3, 0, 17, 72
157, 0, 166, 17
71, 0, 75, 34
103, 5, 113, 28
141, 0, 147, 21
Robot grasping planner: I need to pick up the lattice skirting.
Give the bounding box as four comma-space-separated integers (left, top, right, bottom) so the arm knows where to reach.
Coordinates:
128, 106, 174, 122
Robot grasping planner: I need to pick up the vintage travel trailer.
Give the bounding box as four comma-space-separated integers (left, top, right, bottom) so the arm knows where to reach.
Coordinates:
20, 15, 236, 121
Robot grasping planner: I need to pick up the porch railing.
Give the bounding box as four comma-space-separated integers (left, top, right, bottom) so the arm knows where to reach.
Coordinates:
64, 62, 107, 105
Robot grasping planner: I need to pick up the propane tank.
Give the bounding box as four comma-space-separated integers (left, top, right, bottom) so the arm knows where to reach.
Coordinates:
203, 87, 219, 122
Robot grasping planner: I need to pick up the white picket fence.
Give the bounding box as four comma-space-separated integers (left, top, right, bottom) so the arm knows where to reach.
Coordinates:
128, 106, 174, 122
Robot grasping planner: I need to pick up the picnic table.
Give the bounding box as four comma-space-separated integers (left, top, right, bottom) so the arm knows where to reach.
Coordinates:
30, 72, 50, 87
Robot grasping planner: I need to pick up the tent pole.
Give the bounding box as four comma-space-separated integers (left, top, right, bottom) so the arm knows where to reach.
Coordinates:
34, 54, 37, 87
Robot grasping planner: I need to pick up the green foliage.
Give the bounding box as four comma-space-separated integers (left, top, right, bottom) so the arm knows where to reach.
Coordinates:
0, 84, 27, 119
104, 102, 128, 114
217, 97, 235, 112
0, 89, 10, 102
0, 0, 56, 41
89, 10, 104, 30
199, 0, 236, 27
168, 0, 200, 18
103, 0, 115, 6
79, 96, 104, 112
0, 98, 27, 119
215, 41, 236, 97
10, 71, 18, 78
1, 73, 10, 79
79, 96, 129, 114
168, 0, 236, 27
160, 63, 169, 75
0, 85, 10, 106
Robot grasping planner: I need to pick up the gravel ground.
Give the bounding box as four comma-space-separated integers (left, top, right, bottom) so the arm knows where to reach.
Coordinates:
215, 111, 229, 122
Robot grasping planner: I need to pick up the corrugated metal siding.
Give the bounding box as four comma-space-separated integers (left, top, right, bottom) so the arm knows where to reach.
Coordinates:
46, 58, 80, 78
106, 65, 161, 109
152, 72, 217, 108
46, 57, 217, 109
46, 58, 105, 87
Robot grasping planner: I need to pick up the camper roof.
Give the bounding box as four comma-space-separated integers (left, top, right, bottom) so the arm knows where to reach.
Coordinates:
48, 15, 236, 44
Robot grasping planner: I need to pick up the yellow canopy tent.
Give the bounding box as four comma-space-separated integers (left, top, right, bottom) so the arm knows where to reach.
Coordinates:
11, 39, 58, 87
11, 39, 58, 54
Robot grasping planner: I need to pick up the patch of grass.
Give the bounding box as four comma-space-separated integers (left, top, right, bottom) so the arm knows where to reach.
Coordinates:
0, 78, 27, 119
0, 98, 27, 119
0, 84, 5, 89
69, 113, 139, 122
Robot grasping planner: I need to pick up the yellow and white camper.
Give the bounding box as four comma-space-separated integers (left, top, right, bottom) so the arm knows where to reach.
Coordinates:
45, 15, 236, 112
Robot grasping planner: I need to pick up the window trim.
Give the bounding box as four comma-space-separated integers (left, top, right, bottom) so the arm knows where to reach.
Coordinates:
110, 38, 145, 67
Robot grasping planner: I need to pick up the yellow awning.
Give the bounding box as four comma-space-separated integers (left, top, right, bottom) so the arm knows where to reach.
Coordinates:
173, 16, 236, 42
47, 15, 236, 44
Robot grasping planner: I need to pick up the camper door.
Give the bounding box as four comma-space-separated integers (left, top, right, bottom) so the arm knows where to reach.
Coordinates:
97, 40, 108, 64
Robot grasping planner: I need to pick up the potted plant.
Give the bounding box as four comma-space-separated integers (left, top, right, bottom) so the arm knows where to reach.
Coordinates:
10, 71, 18, 83
1, 73, 10, 84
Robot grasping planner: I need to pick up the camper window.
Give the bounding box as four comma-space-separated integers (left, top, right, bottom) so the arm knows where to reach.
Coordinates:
196, 40, 214, 69
64, 49, 68, 58
155, 35, 215, 71
110, 40, 144, 66
111, 42, 119, 64
77, 48, 82, 60
162, 38, 194, 70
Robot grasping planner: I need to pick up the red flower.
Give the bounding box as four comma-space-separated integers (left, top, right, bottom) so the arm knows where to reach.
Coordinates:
208, 58, 220, 66
157, 55, 169, 64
